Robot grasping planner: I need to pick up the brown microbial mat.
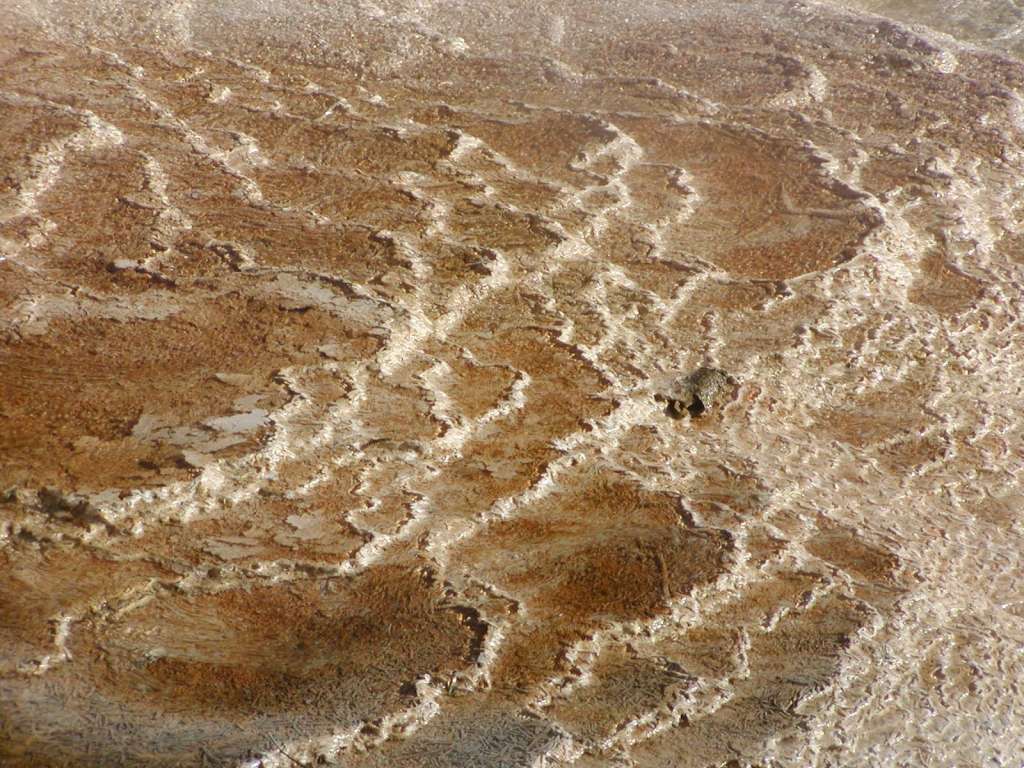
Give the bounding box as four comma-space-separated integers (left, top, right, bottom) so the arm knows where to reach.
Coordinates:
1, 1, 1023, 766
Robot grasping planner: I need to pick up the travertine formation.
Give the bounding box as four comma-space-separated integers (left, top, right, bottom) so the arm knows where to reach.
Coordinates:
1, 1, 1023, 766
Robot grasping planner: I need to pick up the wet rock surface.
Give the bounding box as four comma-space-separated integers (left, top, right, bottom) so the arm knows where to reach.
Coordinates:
1, 1, 1024, 766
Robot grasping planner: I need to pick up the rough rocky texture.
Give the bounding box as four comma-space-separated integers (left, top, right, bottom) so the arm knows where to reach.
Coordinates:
1, 1, 1023, 766
661, 367, 732, 418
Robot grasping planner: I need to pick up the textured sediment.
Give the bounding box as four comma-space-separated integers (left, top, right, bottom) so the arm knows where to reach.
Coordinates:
1, 1, 1023, 766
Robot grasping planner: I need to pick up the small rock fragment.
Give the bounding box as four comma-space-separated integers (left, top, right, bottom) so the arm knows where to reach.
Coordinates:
213, 372, 255, 387
660, 367, 733, 418
317, 343, 344, 360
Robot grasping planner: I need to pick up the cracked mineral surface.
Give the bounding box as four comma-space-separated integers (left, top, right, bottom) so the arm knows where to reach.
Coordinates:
1, 0, 1023, 766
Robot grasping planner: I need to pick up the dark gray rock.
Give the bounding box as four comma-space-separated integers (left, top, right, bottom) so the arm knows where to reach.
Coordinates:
660, 367, 733, 418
